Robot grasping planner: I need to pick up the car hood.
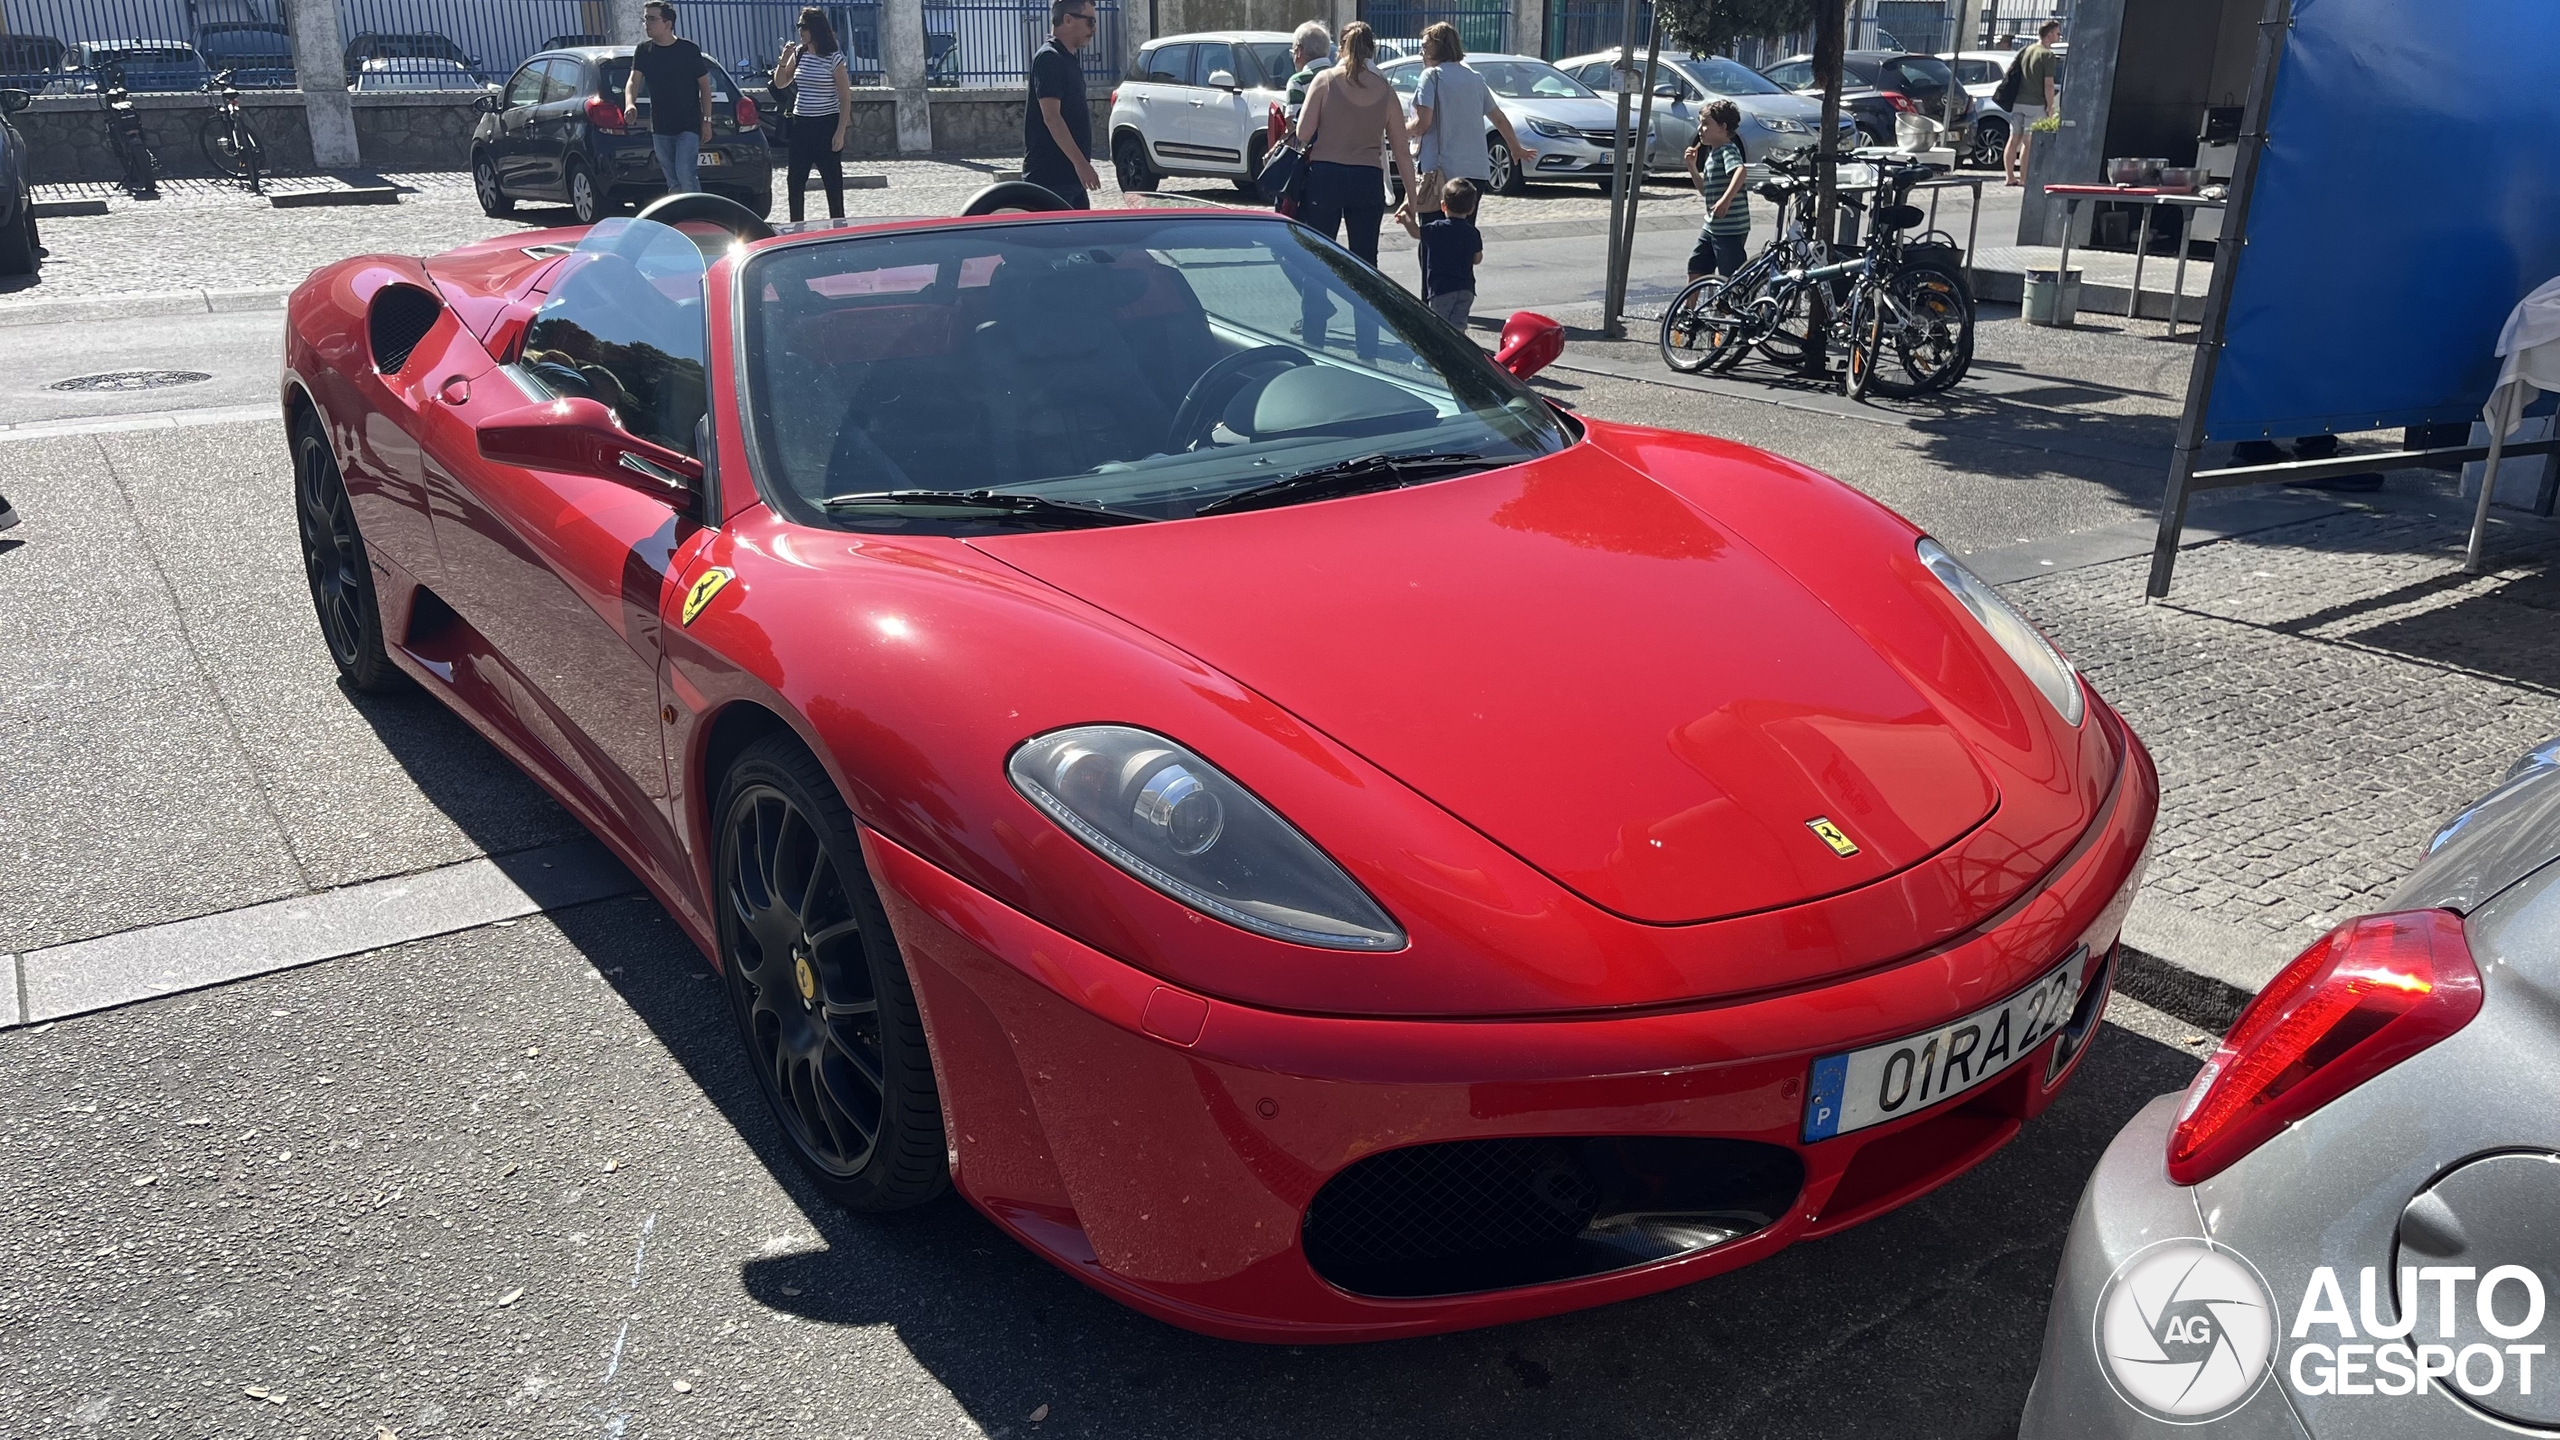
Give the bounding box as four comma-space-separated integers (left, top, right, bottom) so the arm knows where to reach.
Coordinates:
975, 442, 2001, 925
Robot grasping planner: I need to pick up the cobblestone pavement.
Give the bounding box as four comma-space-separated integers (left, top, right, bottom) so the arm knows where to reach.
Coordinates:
2009, 495, 2560, 982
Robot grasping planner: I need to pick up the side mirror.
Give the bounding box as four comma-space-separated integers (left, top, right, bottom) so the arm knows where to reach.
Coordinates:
1494, 311, 1564, 381
472, 87, 502, 113
1205, 68, 1237, 89
0, 88, 30, 114
1654, 82, 1682, 98
477, 396, 704, 496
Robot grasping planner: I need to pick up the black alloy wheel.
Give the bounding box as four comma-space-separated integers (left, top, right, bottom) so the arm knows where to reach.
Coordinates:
473, 153, 514, 216
292, 415, 398, 691
567, 159, 608, 225
715, 734, 948, 1212
1114, 132, 1159, 193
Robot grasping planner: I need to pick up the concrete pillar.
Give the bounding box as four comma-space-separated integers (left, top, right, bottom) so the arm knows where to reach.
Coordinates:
884, 0, 932, 153
289, 0, 360, 168
609, 0, 647, 46
1512, 0, 1542, 58
1123, 0, 1152, 74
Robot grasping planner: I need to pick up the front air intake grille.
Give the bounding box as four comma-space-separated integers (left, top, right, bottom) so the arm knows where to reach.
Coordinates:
1302, 1136, 1802, 1299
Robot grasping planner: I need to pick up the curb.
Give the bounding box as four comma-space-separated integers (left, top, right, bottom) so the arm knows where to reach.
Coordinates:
0, 285, 295, 328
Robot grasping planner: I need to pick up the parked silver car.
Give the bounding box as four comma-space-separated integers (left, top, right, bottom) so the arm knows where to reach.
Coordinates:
2022, 735, 2560, 1438
1552, 48, 1858, 163
1378, 53, 1685, 195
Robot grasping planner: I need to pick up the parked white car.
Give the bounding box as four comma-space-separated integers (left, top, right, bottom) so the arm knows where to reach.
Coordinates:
1940, 50, 2022, 166
1553, 48, 1859, 163
1107, 31, 1297, 194
1379, 53, 1687, 196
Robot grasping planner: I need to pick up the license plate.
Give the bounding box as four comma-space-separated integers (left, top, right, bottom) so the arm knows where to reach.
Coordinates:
697, 151, 726, 166
1803, 946, 2093, 1142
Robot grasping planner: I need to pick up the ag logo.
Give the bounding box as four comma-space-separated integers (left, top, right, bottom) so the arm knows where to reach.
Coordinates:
680, 567, 734, 627
2094, 1238, 2279, 1423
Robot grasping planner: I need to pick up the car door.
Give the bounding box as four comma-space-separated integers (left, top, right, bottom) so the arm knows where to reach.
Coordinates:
1182, 40, 1250, 168
413, 219, 707, 892
529, 56, 586, 197
1137, 42, 1192, 167
493, 60, 549, 189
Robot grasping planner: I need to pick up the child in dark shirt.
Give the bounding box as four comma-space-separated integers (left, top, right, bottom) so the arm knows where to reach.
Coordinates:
1399, 177, 1483, 332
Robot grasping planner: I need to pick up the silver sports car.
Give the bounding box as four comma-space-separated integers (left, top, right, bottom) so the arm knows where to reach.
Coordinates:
2022, 735, 2560, 1437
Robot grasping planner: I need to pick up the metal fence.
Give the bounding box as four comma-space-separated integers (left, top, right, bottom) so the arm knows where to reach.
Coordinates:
934, 0, 1119, 88
336, 0, 610, 83
1540, 0, 1641, 61
1359, 0, 1509, 57
0, 0, 293, 90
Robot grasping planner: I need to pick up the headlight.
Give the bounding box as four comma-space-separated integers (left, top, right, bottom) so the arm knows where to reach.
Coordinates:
1915, 539, 2086, 725
1526, 117, 1576, 139
1759, 115, 1811, 134
1008, 725, 1406, 951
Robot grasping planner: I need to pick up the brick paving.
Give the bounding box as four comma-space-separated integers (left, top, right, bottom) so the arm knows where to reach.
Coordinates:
2009, 501, 2560, 967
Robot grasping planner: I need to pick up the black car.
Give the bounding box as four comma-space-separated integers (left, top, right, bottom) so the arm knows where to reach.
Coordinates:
2, 86, 37, 276
1761, 50, 1972, 149
342, 31, 483, 85
470, 46, 773, 225
198, 22, 295, 87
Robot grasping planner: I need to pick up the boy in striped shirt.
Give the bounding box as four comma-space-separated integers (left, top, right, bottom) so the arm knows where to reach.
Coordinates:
1684, 100, 1751, 279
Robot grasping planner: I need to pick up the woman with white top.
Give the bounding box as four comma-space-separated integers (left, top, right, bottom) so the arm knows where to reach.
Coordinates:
776, 7, 854, 221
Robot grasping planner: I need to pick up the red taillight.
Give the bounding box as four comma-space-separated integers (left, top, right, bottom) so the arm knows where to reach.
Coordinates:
735, 93, 758, 129
2166, 910, 2481, 1185
1880, 90, 1918, 113
586, 96, 627, 133
1109, 86, 1118, 105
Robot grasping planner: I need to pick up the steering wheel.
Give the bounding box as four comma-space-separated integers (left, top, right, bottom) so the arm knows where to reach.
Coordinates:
961, 180, 1074, 215
631, 191, 777, 244
1165, 346, 1312, 452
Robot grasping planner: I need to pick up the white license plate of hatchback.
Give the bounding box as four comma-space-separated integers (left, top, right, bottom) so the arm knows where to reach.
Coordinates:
1803, 946, 2092, 1142
697, 152, 726, 166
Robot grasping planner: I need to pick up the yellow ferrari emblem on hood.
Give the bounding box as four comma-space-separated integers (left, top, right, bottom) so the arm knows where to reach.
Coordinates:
1807, 817, 1860, 857
680, 568, 734, 627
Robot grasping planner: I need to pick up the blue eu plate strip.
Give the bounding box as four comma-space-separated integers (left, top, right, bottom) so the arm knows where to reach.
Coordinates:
1803, 1053, 1848, 1143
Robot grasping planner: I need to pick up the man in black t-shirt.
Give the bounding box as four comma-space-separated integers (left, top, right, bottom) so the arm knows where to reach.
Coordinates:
625, 0, 714, 196
1024, 0, 1099, 208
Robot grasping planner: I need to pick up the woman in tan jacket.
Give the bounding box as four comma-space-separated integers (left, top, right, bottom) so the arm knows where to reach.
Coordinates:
1293, 23, 1423, 270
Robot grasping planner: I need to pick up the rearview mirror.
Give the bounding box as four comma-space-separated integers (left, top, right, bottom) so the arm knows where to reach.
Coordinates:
476, 396, 704, 496
1494, 312, 1564, 381
0, 88, 29, 114
1205, 68, 1236, 89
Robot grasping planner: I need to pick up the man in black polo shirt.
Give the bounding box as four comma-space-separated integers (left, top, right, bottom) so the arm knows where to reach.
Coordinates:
1024, 0, 1100, 208
625, 0, 714, 196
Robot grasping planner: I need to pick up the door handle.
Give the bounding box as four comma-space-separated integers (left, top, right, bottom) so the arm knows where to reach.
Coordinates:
438, 376, 470, 405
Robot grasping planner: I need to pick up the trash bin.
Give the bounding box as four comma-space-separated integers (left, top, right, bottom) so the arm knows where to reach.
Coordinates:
2024, 267, 2082, 327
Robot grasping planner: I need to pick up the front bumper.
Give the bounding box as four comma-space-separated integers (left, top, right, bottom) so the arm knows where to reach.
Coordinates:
862, 714, 2158, 1342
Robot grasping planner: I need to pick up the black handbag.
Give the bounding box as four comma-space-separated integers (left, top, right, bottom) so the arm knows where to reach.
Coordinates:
1258, 135, 1308, 205
1992, 50, 2026, 110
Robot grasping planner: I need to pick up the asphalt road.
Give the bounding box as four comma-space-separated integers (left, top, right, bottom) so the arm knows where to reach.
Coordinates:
0, 172, 2249, 1440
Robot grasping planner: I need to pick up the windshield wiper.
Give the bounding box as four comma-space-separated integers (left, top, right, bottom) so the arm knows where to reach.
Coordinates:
1194, 452, 1495, 517
818, 489, 1153, 528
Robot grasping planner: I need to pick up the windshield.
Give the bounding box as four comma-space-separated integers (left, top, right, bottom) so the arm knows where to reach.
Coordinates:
741, 217, 1569, 530
1471, 59, 1594, 99
1678, 55, 1783, 96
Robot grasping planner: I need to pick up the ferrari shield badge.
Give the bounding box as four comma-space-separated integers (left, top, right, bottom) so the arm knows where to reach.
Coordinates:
1807, 817, 1860, 857
680, 568, 734, 627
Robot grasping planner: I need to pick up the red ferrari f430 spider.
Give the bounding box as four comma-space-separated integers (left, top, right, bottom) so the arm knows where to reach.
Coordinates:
281, 189, 2155, 1342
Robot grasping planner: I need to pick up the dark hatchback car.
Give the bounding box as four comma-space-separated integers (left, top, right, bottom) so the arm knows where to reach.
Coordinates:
3, 86, 38, 276
1761, 50, 1973, 149
470, 46, 772, 225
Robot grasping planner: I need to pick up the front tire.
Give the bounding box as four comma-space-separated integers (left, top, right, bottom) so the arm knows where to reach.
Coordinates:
472, 153, 515, 216
1971, 115, 2009, 166
1657, 274, 1735, 374
715, 734, 948, 1213
197, 114, 263, 179
1114, 132, 1160, 193
0, 199, 36, 276
567, 159, 608, 225
1489, 136, 1525, 195
292, 414, 398, 692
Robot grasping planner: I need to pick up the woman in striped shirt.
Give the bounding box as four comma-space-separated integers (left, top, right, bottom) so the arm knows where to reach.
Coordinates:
776, 7, 854, 220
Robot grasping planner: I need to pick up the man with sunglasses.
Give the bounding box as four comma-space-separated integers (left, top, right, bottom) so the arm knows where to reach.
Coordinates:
1024, 0, 1102, 208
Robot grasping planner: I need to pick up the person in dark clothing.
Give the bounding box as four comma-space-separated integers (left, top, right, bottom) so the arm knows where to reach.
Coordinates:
625, 0, 713, 195
1024, 0, 1100, 208
776, 7, 853, 220
1399, 177, 1482, 332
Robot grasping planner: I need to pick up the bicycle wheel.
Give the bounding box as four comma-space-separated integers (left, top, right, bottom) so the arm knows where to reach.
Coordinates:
1859, 264, 1974, 399
113, 128, 160, 198
1749, 251, 1824, 368
1657, 275, 1739, 375
1845, 285, 1886, 401
200, 113, 263, 180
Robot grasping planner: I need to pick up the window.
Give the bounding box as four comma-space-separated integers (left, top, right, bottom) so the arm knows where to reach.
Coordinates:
1241, 42, 1292, 88
1764, 60, 1813, 89
1882, 56, 1953, 95
1194, 41, 1235, 86
1145, 43, 1192, 85
518, 220, 709, 457
1682, 55, 1785, 96
504, 61, 546, 108
1470, 60, 1593, 100
537, 57, 582, 104
1953, 57, 1998, 85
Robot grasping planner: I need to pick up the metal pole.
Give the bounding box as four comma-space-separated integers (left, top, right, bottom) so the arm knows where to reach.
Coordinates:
1608, 13, 1664, 321
1600, 0, 1641, 337
2146, 0, 2292, 600
2465, 423, 2509, 574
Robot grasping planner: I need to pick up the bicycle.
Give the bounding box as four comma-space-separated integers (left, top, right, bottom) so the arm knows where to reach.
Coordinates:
99, 61, 162, 200
198, 68, 265, 192
1658, 156, 1826, 375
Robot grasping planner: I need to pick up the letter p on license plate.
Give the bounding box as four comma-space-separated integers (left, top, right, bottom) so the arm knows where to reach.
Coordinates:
1802, 946, 2096, 1142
